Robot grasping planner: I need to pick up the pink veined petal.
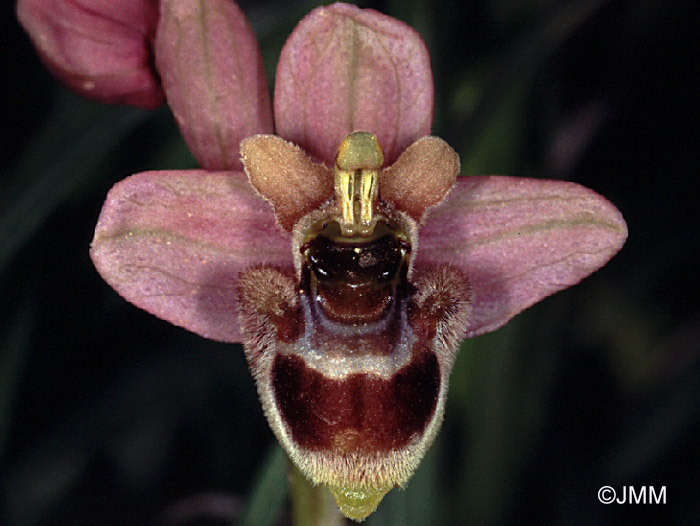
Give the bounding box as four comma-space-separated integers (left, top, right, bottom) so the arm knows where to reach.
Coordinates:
275, 2, 434, 166
155, 0, 274, 171
90, 170, 291, 344
17, 0, 163, 109
416, 176, 628, 338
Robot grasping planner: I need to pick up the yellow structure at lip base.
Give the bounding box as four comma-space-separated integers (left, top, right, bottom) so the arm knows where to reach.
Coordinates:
328, 485, 392, 521
334, 132, 384, 238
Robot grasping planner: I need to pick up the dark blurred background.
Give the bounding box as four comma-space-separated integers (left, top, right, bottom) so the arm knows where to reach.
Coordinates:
1, 0, 698, 524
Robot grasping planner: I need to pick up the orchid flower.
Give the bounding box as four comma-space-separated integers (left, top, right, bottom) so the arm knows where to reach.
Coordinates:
18, 0, 627, 521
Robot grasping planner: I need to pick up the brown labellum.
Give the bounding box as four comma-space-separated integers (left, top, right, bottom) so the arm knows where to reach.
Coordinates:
238, 132, 469, 520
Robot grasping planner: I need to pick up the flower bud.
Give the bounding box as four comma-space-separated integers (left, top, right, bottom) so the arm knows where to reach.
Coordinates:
17, 0, 163, 109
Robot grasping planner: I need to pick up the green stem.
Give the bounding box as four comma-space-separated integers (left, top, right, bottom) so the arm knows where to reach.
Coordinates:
288, 460, 345, 526
240, 446, 288, 526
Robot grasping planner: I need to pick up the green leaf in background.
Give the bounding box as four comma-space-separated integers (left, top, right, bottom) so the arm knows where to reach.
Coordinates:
239, 445, 288, 526
0, 91, 149, 277
0, 300, 35, 461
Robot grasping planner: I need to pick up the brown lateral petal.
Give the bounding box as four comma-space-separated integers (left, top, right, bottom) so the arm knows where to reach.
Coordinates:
17, 0, 163, 109
241, 135, 334, 231
156, 0, 273, 170
416, 176, 628, 337
90, 170, 291, 343
381, 137, 459, 221
275, 3, 433, 165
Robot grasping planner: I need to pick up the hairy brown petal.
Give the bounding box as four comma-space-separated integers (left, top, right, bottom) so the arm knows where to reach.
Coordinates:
381, 137, 460, 221
237, 262, 471, 521
241, 135, 334, 231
